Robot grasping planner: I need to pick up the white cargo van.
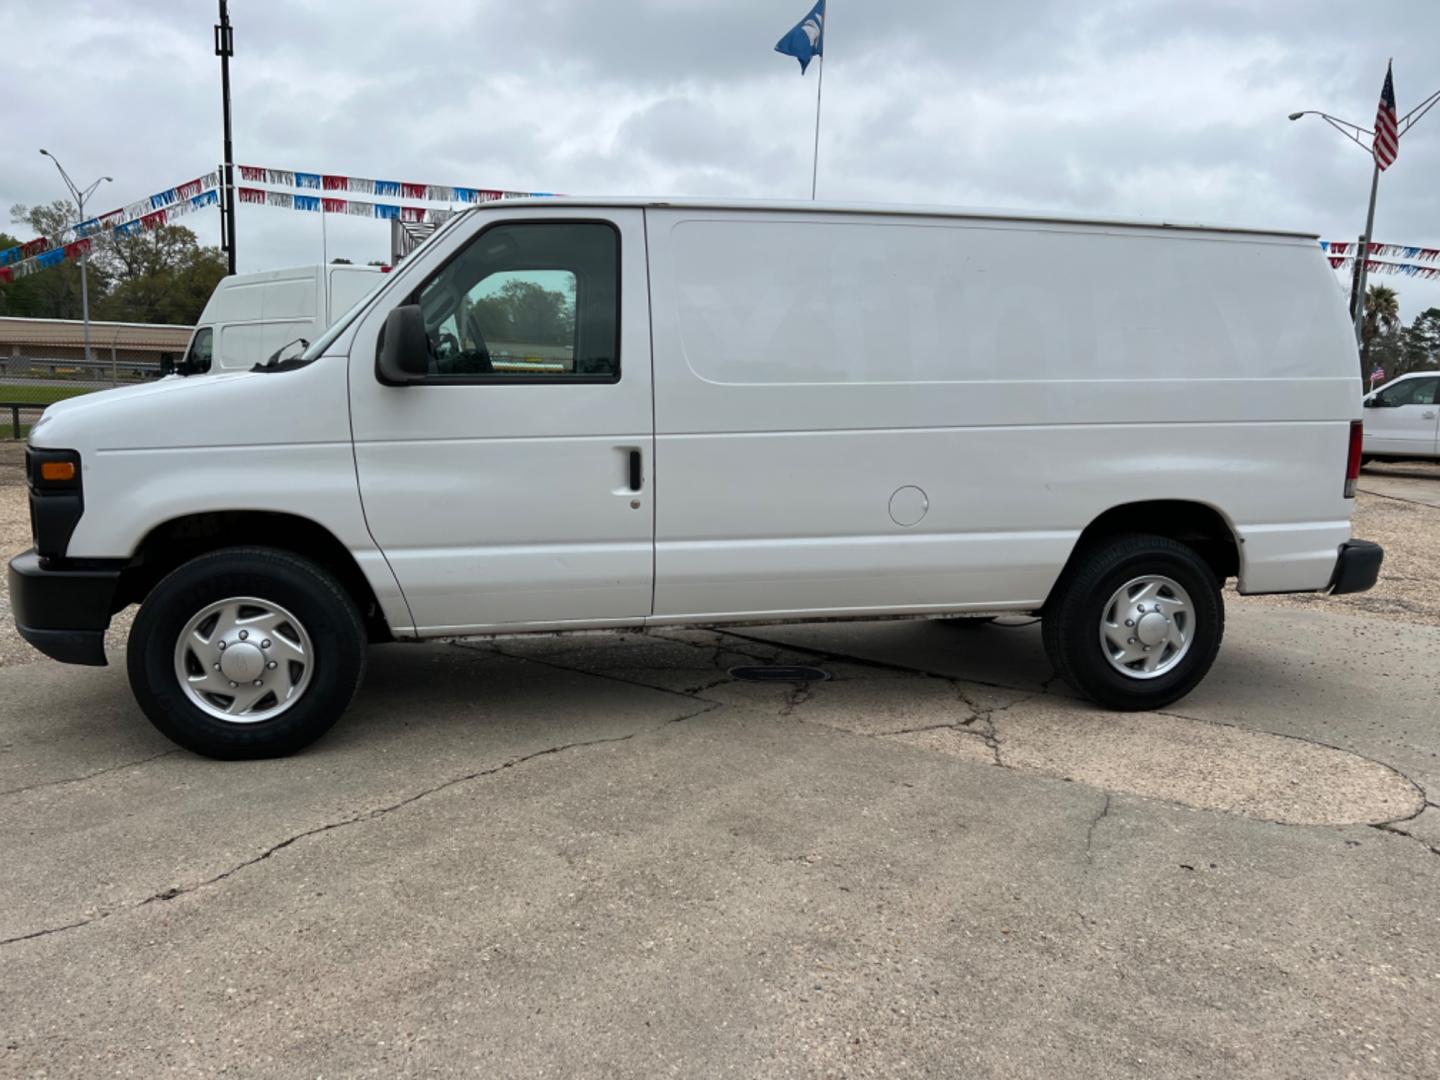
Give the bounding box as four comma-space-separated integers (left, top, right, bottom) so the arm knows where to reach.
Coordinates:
12, 199, 1382, 758
181, 263, 385, 374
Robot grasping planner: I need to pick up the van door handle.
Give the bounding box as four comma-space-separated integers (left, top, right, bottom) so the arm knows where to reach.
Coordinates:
1423, 409, 1437, 419
628, 449, 643, 492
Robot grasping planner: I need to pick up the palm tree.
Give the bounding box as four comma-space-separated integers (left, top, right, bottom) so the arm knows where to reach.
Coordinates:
1361, 284, 1402, 371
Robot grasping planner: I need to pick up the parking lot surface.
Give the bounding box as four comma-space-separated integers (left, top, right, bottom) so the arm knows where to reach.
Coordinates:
3, 601, 1439, 1079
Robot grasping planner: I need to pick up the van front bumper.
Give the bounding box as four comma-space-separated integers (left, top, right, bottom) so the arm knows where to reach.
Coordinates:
1329, 539, 1384, 596
8, 550, 121, 666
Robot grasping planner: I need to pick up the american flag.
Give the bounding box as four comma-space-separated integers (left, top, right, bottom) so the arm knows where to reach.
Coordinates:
1370, 364, 1386, 388
1374, 63, 1399, 171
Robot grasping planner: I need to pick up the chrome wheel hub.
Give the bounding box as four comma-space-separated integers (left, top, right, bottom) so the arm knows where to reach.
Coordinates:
173, 597, 314, 723
1099, 575, 1194, 680
219, 641, 266, 683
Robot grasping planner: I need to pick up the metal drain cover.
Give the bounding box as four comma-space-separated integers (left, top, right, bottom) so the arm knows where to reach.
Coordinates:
729, 665, 831, 683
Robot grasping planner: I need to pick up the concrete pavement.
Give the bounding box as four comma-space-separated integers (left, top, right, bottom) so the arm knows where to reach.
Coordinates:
1361, 462, 1440, 509
2, 605, 1438, 1078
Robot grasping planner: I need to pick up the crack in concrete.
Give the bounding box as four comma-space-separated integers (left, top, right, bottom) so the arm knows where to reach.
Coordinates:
947, 682, 1047, 769
463, 631, 799, 704
712, 628, 1042, 695
464, 640, 721, 705
1371, 822, 1440, 858
1355, 486, 1440, 511
0, 727, 660, 950
1084, 793, 1113, 864
462, 629, 1435, 850
677, 676, 733, 696
779, 683, 814, 718
0, 917, 95, 947
1155, 707, 1431, 826
0, 749, 181, 798
454, 629, 1436, 856
884, 721, 967, 737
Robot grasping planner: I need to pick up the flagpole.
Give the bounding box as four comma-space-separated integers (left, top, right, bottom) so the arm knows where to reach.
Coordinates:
811, 53, 824, 200
810, 2, 827, 200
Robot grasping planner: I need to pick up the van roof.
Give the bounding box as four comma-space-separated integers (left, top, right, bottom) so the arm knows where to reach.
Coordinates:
482, 196, 1318, 241
216, 264, 385, 286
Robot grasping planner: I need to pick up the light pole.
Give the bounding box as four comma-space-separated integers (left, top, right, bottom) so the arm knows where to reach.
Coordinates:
1289, 83, 1440, 345
215, 0, 237, 274
38, 149, 112, 366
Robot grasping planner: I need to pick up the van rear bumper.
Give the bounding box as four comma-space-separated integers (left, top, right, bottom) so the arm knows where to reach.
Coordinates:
1328, 539, 1384, 596
8, 550, 120, 666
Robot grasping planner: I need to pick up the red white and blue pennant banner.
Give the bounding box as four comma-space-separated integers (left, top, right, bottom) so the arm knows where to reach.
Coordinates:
237, 165, 551, 204
0, 237, 93, 284
1326, 256, 1440, 281
2, 165, 548, 282
0, 172, 221, 270
237, 187, 464, 224
1322, 240, 1440, 262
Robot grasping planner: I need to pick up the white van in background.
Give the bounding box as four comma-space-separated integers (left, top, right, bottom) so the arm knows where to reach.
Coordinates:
181, 263, 386, 374
13, 198, 1382, 759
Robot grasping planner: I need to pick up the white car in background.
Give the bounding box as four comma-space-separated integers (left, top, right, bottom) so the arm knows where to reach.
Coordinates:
1362, 372, 1440, 461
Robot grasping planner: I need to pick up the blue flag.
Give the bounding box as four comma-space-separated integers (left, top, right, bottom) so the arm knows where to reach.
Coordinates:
775, 0, 825, 73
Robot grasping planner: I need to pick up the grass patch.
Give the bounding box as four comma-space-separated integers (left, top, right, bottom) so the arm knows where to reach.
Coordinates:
0, 384, 97, 406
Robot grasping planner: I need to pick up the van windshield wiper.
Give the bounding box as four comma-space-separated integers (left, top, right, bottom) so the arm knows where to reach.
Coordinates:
253, 338, 311, 373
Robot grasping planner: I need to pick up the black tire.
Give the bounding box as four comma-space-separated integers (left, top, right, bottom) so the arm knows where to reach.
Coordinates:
127, 547, 366, 759
1042, 533, 1224, 711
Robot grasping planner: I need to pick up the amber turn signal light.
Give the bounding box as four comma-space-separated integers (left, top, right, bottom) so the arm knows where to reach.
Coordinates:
39, 461, 76, 483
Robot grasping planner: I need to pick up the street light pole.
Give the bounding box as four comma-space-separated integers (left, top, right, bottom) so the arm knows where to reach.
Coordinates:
1352, 162, 1381, 342
1290, 81, 1440, 345
38, 150, 112, 367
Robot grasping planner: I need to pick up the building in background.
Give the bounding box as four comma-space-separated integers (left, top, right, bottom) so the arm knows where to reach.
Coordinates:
0, 316, 191, 381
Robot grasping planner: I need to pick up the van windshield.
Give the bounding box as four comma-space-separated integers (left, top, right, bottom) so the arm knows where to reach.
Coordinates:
299, 209, 473, 362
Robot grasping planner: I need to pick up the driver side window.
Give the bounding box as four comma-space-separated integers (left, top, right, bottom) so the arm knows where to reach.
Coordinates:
414, 221, 618, 381
1377, 377, 1439, 407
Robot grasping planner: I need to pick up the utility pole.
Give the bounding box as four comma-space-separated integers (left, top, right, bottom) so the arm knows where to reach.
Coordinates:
215, 0, 237, 274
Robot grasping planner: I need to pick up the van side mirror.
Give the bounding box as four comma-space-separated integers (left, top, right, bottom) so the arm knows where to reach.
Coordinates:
376, 305, 431, 384
1363, 395, 1384, 408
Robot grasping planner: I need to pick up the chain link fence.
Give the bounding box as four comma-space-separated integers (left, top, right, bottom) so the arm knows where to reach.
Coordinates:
0, 351, 169, 439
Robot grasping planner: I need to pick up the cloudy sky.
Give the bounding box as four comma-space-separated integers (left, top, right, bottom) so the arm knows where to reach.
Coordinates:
6, 1, 1440, 316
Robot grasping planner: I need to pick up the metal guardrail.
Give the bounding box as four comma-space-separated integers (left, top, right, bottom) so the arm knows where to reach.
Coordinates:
0, 354, 166, 394
0, 358, 161, 382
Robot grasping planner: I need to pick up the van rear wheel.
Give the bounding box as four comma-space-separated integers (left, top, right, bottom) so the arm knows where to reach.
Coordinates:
127, 547, 366, 759
1042, 533, 1223, 711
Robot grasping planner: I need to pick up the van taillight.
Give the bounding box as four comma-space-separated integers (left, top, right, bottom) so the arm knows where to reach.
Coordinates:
1344, 420, 1363, 498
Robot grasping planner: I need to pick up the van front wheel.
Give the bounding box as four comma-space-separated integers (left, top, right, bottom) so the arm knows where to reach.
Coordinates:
1042, 534, 1224, 711
127, 547, 366, 759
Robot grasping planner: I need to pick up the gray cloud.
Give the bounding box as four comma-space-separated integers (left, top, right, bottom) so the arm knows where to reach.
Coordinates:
6, 0, 1440, 316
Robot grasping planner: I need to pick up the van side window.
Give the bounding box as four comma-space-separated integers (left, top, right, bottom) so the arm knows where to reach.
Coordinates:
184, 327, 213, 374
412, 222, 619, 381
1377, 377, 1438, 406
